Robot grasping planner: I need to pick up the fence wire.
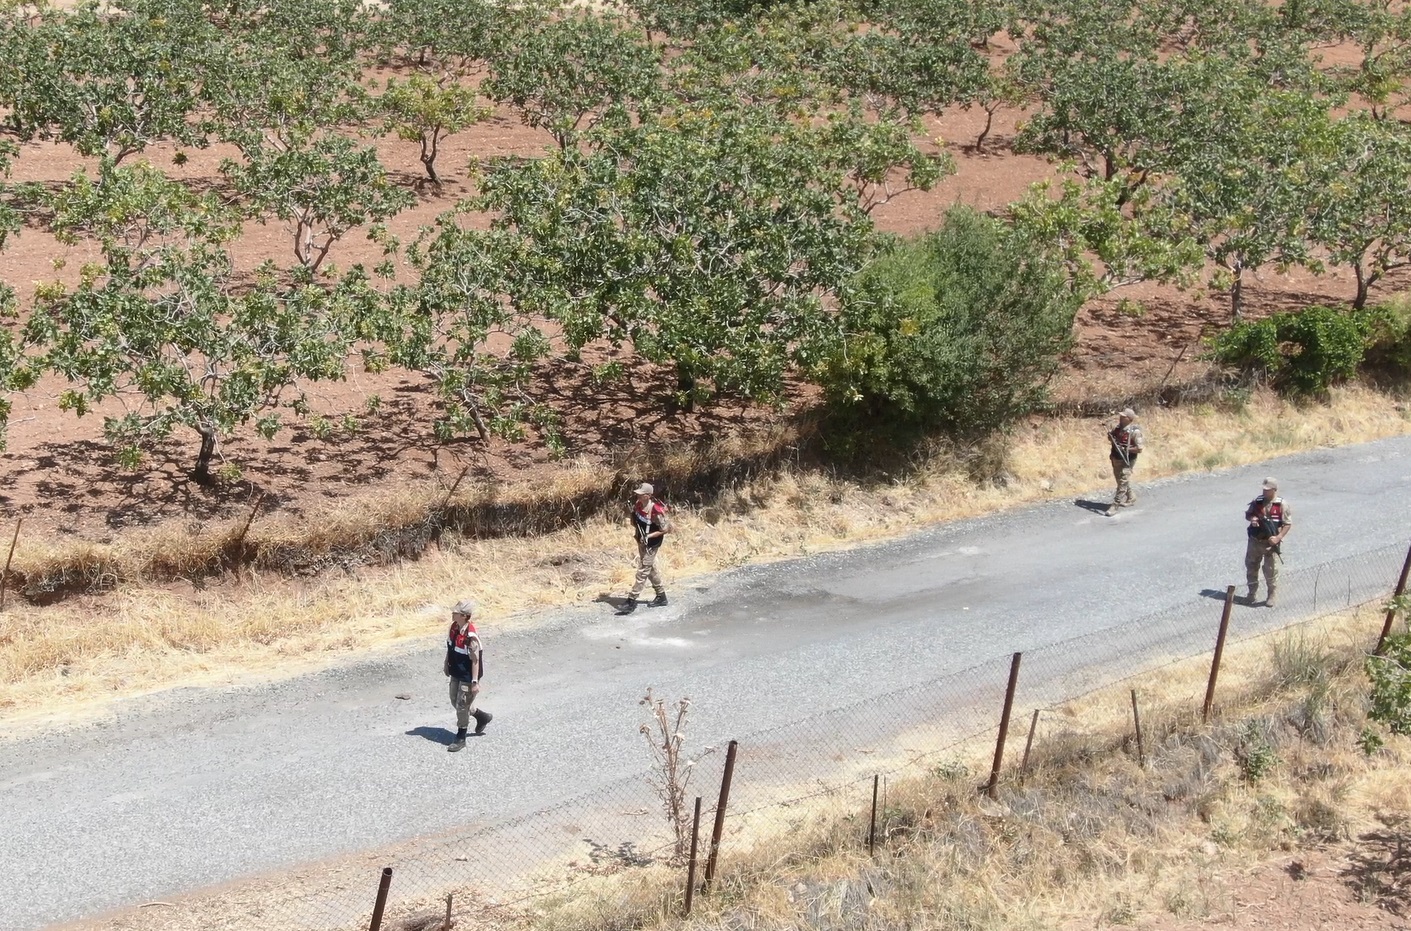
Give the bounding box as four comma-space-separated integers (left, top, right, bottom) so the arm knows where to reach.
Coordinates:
98, 541, 1411, 931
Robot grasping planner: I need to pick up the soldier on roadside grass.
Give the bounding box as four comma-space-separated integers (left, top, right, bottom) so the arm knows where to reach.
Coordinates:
1105, 407, 1145, 516
617, 482, 671, 615
444, 599, 492, 753
1245, 477, 1292, 608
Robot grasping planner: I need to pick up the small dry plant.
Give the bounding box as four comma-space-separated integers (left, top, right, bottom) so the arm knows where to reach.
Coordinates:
639, 687, 696, 862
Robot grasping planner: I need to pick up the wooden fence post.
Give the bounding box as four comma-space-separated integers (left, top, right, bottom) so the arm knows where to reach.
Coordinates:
0, 518, 20, 611
867, 774, 880, 855
1019, 708, 1040, 785
1130, 689, 1145, 769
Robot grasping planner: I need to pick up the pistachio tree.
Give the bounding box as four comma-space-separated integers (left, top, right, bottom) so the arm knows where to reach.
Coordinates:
0, 0, 224, 161
379, 75, 491, 185
482, 8, 662, 149
1310, 114, 1411, 308
222, 134, 414, 271
25, 161, 375, 478
471, 92, 947, 410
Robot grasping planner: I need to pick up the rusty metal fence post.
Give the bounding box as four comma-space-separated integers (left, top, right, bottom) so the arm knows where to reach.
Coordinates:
1130, 688, 1145, 769
867, 774, 879, 855
684, 796, 703, 916
368, 867, 392, 931
702, 739, 738, 891
1203, 586, 1236, 723
1376, 541, 1411, 654
986, 652, 1022, 799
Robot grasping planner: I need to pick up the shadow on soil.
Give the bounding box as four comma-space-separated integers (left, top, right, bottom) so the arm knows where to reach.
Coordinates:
1341, 824, 1411, 917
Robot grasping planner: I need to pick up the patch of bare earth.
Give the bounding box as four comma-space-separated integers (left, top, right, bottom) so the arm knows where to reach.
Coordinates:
1135, 845, 1411, 930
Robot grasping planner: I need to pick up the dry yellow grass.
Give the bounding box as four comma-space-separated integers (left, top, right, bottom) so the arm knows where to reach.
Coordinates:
1, 386, 1407, 729
472, 608, 1411, 931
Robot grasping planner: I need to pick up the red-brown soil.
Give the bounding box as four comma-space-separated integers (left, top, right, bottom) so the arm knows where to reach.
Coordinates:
0, 99, 1398, 545
1138, 843, 1411, 930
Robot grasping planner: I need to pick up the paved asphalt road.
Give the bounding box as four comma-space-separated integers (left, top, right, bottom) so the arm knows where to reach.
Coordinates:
5, 436, 1411, 930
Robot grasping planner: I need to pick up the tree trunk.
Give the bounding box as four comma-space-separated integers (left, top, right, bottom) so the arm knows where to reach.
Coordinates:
975, 103, 997, 154
1230, 260, 1245, 321
676, 366, 696, 414
193, 422, 217, 486
1354, 264, 1373, 310
421, 131, 441, 185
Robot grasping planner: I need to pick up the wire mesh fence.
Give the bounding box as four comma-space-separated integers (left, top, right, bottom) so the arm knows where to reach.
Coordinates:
103, 540, 1411, 931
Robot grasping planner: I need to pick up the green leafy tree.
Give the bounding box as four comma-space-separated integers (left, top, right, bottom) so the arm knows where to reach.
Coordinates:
379, 75, 491, 185
482, 8, 662, 149
0, 139, 28, 452
1008, 175, 1203, 297
201, 0, 372, 157
818, 206, 1080, 437
0, 0, 225, 161
25, 161, 376, 478
472, 93, 947, 409
375, 0, 504, 71
222, 134, 414, 271
1309, 115, 1411, 309
1172, 86, 1338, 318
362, 219, 556, 445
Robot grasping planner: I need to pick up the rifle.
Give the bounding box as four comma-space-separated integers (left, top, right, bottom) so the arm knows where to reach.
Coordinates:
1108, 426, 1132, 467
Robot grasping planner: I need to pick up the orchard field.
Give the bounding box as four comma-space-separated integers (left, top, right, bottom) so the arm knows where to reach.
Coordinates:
0, 0, 1408, 556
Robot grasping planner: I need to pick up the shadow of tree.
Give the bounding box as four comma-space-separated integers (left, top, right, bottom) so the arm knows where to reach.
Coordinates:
1341, 820, 1411, 916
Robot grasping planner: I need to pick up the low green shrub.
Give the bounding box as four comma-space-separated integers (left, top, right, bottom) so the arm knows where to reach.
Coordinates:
1362, 295, 1411, 384
1208, 304, 1376, 397
817, 206, 1080, 441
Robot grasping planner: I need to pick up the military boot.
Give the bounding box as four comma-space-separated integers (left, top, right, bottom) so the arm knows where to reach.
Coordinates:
617, 597, 638, 616
1265, 588, 1277, 608
649, 591, 668, 607
1245, 586, 1258, 605
472, 709, 493, 735
448, 728, 468, 752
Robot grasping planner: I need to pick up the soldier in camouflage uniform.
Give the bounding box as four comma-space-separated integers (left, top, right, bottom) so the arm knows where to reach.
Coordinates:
1105, 408, 1145, 516
1245, 478, 1292, 608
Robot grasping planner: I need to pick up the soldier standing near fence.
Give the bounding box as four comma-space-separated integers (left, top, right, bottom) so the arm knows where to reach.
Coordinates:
444, 599, 492, 752
1244, 477, 1292, 608
618, 483, 671, 615
1105, 408, 1145, 516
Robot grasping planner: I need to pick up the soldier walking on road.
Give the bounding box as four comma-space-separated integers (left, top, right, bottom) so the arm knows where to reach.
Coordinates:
444, 599, 492, 753
1105, 408, 1145, 516
618, 483, 671, 615
1245, 477, 1292, 608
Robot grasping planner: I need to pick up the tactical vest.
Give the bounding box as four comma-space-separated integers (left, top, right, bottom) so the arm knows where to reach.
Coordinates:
447, 623, 480, 681
1246, 497, 1285, 539
1109, 425, 1139, 459
633, 501, 668, 549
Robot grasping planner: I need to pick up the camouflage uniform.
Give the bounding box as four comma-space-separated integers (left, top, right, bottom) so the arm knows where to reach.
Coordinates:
1106, 409, 1144, 515
619, 483, 671, 615
1245, 480, 1292, 607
